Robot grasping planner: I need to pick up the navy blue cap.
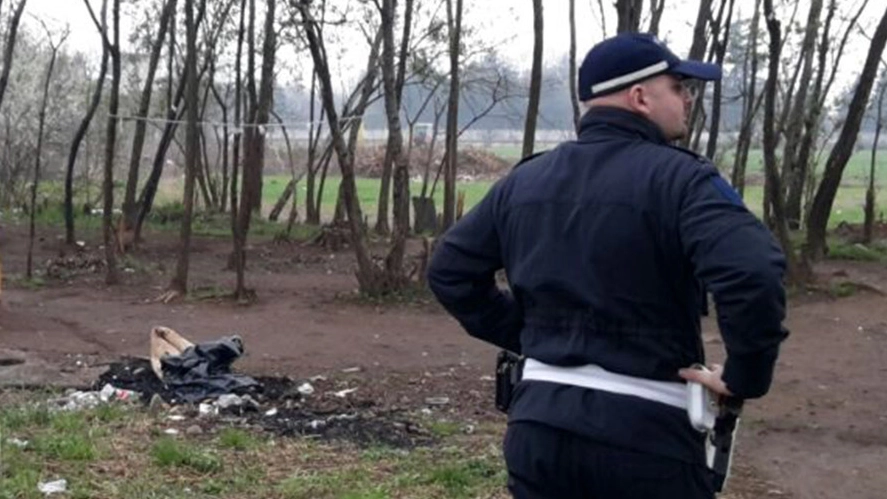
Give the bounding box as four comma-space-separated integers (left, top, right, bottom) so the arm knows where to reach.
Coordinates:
578, 32, 722, 101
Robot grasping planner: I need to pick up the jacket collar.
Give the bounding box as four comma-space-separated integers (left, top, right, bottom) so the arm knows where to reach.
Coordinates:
577, 106, 669, 145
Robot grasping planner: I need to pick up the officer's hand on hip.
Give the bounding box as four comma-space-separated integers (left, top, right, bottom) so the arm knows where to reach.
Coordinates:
679, 364, 734, 397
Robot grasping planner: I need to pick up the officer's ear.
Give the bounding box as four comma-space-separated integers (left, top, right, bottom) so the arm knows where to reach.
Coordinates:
626, 83, 652, 117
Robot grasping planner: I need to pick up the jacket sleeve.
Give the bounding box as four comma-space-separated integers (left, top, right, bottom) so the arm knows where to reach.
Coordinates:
679, 166, 788, 399
426, 185, 522, 353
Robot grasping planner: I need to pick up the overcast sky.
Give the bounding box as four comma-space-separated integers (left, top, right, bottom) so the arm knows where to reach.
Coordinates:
20, 0, 884, 90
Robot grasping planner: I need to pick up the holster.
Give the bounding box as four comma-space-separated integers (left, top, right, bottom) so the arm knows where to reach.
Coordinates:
495, 350, 523, 413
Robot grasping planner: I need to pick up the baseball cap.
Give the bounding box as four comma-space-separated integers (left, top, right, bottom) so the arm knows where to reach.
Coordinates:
578, 32, 722, 101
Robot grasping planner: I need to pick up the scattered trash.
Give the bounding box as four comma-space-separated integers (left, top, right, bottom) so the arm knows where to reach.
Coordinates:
163, 428, 180, 436
198, 403, 218, 417
341, 367, 361, 373
7, 437, 28, 448
297, 382, 315, 396
167, 415, 186, 422
38, 479, 67, 495
264, 408, 279, 417
425, 397, 450, 406
50, 391, 102, 411
331, 388, 358, 398
479, 375, 494, 382
309, 375, 327, 382
99, 383, 138, 403
217, 394, 244, 409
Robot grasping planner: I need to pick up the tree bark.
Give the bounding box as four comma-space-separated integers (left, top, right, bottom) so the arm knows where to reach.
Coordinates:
730, 0, 761, 196
762, 0, 804, 283
0, 0, 27, 111
27, 29, 65, 279
780, 0, 822, 229
121, 0, 177, 232
66, 0, 108, 244
681, 0, 713, 149
101, 0, 121, 285
380, 0, 410, 287
616, 0, 642, 33
296, 0, 388, 294
864, 82, 886, 244
522, 0, 543, 158
442, 0, 463, 230
704, 0, 734, 161
806, 6, 887, 260
233, 0, 276, 299
169, 0, 201, 294
228, 0, 245, 272
648, 0, 665, 35
374, 0, 414, 235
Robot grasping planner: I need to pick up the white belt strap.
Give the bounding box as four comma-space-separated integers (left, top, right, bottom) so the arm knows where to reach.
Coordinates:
521, 358, 688, 411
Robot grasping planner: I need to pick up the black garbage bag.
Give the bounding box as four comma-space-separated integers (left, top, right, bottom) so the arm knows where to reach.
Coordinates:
160, 335, 260, 403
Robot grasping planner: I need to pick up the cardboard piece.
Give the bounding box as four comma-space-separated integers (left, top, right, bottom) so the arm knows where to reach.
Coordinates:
150, 326, 194, 380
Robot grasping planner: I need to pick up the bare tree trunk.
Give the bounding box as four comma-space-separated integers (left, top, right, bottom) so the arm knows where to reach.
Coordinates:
648, 0, 665, 35
27, 28, 66, 279
0, 0, 27, 111
305, 70, 322, 224
268, 110, 299, 222
380, 0, 410, 287
682, 0, 712, 149
522, 0, 543, 158
616, 0, 642, 33
780, 0, 822, 229
787, 0, 840, 229
806, 6, 887, 261
233, 0, 276, 299
101, 0, 121, 285
122, 0, 176, 233
66, 0, 108, 244
763, 0, 804, 283
864, 82, 885, 244
296, 0, 388, 294
731, 0, 761, 196
704, 0, 734, 161
210, 82, 230, 212
569, 0, 580, 131
442, 0, 463, 230
228, 0, 245, 271
169, 0, 201, 295
374, 0, 414, 236
136, 0, 218, 238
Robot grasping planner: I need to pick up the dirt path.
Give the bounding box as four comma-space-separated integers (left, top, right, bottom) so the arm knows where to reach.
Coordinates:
2, 224, 886, 497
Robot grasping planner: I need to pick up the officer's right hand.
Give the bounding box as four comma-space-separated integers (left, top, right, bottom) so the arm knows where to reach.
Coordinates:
679, 363, 734, 397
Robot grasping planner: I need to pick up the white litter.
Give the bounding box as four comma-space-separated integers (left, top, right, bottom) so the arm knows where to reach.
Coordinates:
297, 382, 315, 396
264, 408, 279, 417
7, 438, 29, 448
38, 479, 68, 495
331, 388, 358, 398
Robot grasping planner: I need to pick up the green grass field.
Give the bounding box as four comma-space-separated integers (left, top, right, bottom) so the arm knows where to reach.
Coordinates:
15, 148, 887, 233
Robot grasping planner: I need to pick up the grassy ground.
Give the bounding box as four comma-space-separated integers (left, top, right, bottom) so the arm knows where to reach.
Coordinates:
0, 390, 508, 499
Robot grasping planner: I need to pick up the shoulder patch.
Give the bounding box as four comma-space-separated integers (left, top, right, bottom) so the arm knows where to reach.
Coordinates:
710, 175, 744, 206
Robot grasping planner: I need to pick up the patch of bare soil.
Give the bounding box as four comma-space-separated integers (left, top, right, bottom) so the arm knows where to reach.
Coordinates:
2, 221, 887, 497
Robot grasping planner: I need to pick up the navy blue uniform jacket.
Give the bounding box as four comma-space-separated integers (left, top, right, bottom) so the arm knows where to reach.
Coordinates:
427, 107, 788, 463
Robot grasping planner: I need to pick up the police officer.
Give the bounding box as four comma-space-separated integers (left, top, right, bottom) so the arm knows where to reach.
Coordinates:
427, 32, 788, 499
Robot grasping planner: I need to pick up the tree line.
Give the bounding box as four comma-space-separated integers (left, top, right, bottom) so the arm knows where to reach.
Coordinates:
0, 0, 886, 297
